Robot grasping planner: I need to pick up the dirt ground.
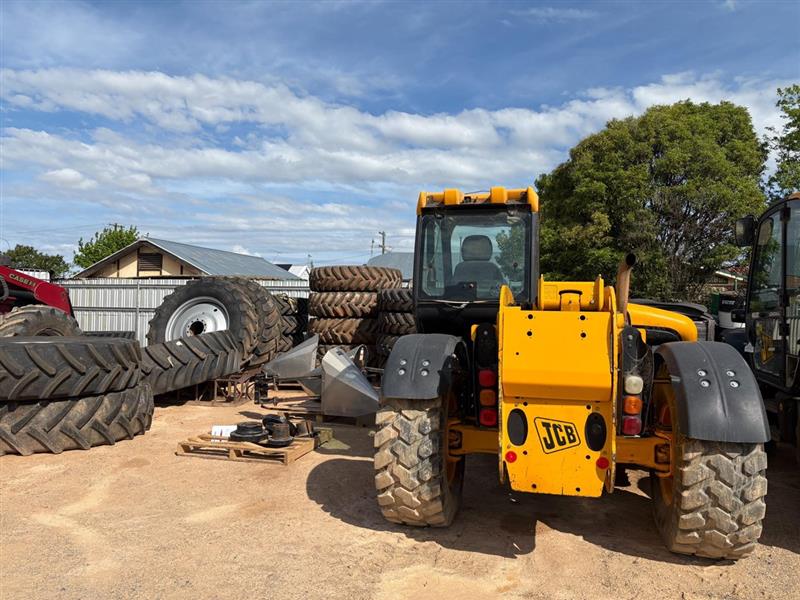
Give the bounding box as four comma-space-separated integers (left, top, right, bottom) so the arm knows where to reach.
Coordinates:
1, 400, 798, 600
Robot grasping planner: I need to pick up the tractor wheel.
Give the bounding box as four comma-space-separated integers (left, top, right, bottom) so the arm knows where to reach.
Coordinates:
0, 383, 154, 456
231, 279, 281, 367
308, 291, 379, 318
374, 393, 464, 527
280, 315, 300, 335
0, 337, 140, 402
309, 266, 402, 292
377, 334, 399, 357
0, 305, 82, 337
651, 378, 768, 559
378, 312, 416, 335
141, 331, 241, 396
307, 317, 379, 345
147, 277, 259, 361
378, 288, 413, 313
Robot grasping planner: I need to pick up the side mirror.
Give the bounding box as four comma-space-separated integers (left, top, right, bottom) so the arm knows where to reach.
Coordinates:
735, 216, 756, 247
731, 308, 746, 323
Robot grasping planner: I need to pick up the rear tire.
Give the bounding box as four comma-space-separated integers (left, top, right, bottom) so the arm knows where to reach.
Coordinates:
0, 306, 81, 337
378, 312, 416, 335
230, 279, 281, 367
651, 438, 768, 559
0, 383, 154, 456
378, 289, 413, 313
309, 291, 378, 318
308, 317, 379, 344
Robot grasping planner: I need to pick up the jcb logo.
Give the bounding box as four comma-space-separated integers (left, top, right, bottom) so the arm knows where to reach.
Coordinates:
534, 418, 581, 454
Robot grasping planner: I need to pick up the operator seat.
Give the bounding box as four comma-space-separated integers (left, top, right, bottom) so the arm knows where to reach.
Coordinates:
453, 235, 505, 292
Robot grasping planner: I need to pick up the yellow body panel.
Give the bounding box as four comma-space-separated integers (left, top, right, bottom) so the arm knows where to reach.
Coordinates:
498, 282, 620, 497
627, 303, 698, 342
417, 186, 539, 214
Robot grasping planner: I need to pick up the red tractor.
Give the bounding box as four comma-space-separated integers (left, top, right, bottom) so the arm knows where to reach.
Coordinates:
0, 260, 81, 337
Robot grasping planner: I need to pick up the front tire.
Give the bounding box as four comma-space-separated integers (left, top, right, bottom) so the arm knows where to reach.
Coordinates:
373, 395, 464, 527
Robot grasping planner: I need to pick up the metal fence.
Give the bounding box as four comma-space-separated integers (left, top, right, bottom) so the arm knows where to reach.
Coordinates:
57, 277, 309, 347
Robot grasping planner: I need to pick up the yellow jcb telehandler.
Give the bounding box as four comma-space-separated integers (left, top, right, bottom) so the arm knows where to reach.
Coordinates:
374, 186, 769, 559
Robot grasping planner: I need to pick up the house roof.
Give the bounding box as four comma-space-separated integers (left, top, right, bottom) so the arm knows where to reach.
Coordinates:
367, 252, 414, 279
76, 237, 301, 280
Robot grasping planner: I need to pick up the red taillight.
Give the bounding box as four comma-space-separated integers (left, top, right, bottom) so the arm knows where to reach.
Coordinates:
622, 416, 642, 436
478, 369, 497, 387
479, 408, 498, 427
596, 456, 610, 469
505, 450, 517, 463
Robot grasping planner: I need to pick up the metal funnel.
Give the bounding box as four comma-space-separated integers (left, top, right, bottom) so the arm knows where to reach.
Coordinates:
262, 334, 319, 381
320, 347, 379, 417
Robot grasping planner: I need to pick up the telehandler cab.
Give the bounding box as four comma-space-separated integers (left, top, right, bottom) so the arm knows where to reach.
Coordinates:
374, 187, 769, 560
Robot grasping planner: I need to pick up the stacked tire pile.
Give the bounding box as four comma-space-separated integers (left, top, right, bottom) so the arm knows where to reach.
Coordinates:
144, 276, 282, 395
377, 288, 416, 365
0, 306, 153, 456
307, 266, 402, 363
273, 294, 309, 352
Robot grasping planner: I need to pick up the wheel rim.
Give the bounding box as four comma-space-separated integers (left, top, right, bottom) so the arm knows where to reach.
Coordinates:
164, 297, 229, 341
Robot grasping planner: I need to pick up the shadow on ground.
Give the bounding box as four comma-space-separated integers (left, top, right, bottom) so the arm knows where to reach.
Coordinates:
306, 431, 800, 560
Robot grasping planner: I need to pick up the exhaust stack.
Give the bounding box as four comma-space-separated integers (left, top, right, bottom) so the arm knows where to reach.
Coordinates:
615, 253, 637, 317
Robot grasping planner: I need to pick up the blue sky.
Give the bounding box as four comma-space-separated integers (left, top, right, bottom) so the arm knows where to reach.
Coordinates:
1, 0, 798, 267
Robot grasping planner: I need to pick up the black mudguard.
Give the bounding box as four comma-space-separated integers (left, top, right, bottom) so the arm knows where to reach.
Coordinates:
656, 341, 770, 444
381, 333, 464, 400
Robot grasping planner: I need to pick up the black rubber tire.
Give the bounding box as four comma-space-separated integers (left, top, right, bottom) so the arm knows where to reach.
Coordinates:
84, 331, 137, 340
652, 438, 768, 559
309, 266, 402, 292
276, 334, 293, 354
378, 289, 413, 313
377, 334, 400, 357
231, 279, 281, 367
280, 315, 303, 335
147, 277, 259, 361
273, 294, 307, 316
0, 306, 82, 337
309, 291, 378, 318
307, 317, 379, 344
378, 312, 417, 335
0, 383, 154, 456
0, 337, 141, 402
374, 395, 464, 526
141, 331, 242, 396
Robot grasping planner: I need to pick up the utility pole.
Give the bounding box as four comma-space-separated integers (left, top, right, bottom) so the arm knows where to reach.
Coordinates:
378, 231, 388, 255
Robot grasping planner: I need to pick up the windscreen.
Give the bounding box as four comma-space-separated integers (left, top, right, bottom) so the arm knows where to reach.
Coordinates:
417, 210, 530, 301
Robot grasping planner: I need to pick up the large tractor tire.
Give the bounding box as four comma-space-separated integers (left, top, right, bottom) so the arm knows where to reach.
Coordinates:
273, 294, 303, 316
307, 317, 379, 345
309, 292, 378, 318
378, 288, 413, 313
374, 395, 464, 527
0, 306, 82, 337
0, 337, 140, 402
310, 266, 402, 292
232, 279, 281, 367
0, 383, 154, 456
378, 312, 416, 335
141, 331, 241, 396
147, 277, 259, 361
651, 371, 768, 560
376, 334, 399, 358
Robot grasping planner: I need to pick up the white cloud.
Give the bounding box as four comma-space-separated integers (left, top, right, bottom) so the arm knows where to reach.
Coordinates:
510, 7, 597, 23
1, 68, 790, 261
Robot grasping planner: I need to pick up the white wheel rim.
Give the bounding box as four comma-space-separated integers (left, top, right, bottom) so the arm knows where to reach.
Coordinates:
165, 296, 229, 341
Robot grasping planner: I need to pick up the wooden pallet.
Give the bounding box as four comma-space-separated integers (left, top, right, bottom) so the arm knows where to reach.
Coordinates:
176, 434, 314, 465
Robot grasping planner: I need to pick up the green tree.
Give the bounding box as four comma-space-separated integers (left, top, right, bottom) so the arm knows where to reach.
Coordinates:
536, 100, 767, 301
764, 84, 800, 202
4, 245, 70, 277
74, 224, 140, 269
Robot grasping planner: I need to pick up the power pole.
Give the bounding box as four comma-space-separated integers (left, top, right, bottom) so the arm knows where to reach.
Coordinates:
378, 231, 388, 255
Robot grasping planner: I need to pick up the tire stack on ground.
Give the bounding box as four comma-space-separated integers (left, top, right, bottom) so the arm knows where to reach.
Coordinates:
376, 288, 416, 366
307, 266, 402, 364
0, 306, 153, 456
272, 294, 309, 353
144, 276, 282, 395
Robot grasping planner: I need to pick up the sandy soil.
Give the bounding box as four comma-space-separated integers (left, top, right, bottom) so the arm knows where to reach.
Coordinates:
1, 400, 798, 600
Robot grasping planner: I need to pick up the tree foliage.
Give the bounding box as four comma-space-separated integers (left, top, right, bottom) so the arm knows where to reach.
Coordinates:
764, 84, 800, 202
4, 245, 70, 277
74, 224, 140, 269
536, 100, 767, 301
